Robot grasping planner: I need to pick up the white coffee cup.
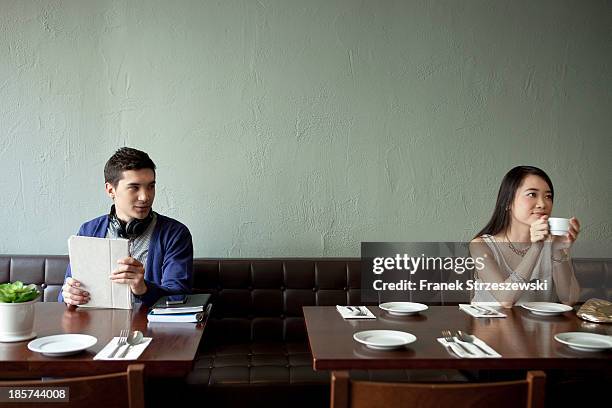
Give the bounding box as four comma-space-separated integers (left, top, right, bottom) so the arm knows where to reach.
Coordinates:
548, 217, 570, 236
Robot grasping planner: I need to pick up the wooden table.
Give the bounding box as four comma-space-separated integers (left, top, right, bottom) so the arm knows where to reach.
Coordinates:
0, 302, 207, 378
304, 306, 612, 371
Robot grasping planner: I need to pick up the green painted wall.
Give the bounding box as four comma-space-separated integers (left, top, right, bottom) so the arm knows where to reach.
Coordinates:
1, 0, 610, 257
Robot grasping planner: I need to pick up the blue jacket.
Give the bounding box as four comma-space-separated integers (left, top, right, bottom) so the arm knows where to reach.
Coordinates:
58, 213, 193, 306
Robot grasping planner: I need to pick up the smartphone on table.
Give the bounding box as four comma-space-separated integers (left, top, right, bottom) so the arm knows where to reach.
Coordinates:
165, 294, 188, 305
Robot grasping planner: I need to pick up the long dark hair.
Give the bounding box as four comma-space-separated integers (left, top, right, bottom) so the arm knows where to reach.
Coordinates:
475, 166, 554, 238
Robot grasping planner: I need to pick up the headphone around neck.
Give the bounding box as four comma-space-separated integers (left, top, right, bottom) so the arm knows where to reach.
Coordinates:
109, 205, 154, 239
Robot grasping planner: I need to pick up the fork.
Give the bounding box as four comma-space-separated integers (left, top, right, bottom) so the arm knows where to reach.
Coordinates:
456, 330, 493, 356
108, 329, 129, 358
347, 306, 365, 316
442, 330, 473, 356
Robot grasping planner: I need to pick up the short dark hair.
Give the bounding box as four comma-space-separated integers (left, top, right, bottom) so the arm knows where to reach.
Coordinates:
475, 166, 554, 238
104, 147, 156, 186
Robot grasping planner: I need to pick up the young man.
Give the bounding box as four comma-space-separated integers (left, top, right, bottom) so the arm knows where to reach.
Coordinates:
59, 147, 193, 306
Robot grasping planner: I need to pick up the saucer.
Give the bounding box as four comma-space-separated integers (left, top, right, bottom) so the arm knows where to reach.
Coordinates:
520, 302, 573, 316
554, 332, 612, 352
353, 330, 416, 350
0, 331, 37, 342
379, 302, 428, 316
27, 334, 97, 357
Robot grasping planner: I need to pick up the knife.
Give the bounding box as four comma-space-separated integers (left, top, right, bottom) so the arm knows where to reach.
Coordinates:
471, 305, 497, 315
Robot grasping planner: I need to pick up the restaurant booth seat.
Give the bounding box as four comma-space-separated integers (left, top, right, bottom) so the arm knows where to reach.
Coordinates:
1, 255, 610, 408
185, 259, 474, 407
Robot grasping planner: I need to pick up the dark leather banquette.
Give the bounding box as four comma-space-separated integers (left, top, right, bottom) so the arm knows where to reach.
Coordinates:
1, 255, 610, 407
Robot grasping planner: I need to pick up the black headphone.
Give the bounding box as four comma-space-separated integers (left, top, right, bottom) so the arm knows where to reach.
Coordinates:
109, 205, 154, 239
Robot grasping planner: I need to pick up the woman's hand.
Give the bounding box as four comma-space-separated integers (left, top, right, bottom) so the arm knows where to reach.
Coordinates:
553, 217, 580, 251
530, 215, 550, 243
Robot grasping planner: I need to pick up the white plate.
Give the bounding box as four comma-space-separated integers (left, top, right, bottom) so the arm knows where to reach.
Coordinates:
353, 330, 416, 350
27, 334, 97, 357
554, 332, 612, 352
379, 302, 428, 316
520, 302, 573, 316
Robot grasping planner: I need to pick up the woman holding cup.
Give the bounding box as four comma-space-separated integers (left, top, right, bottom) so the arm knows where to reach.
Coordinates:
470, 166, 581, 307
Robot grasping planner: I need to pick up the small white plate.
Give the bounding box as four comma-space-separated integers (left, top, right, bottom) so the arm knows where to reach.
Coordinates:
379, 302, 428, 316
27, 334, 97, 357
353, 330, 416, 350
520, 302, 573, 316
554, 332, 612, 352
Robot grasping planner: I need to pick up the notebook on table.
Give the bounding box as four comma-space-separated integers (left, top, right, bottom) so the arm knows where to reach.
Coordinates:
147, 294, 212, 323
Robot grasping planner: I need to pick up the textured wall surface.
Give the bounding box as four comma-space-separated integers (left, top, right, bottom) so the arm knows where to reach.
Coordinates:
1, 0, 610, 257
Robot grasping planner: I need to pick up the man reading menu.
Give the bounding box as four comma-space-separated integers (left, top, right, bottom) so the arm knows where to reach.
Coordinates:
59, 147, 193, 306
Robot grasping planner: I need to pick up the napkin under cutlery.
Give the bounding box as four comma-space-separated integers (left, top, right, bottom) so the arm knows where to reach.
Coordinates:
437, 335, 501, 358
336, 305, 376, 319
93, 336, 153, 360
459, 304, 506, 318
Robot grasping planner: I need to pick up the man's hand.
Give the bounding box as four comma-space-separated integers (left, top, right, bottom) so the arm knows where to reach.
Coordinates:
111, 257, 147, 296
61, 277, 90, 307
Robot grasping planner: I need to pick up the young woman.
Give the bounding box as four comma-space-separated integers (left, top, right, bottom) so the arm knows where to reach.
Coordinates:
470, 166, 581, 307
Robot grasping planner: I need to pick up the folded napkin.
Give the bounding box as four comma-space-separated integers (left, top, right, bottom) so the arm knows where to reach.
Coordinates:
336, 305, 376, 319
459, 304, 506, 318
437, 335, 501, 358
93, 337, 153, 360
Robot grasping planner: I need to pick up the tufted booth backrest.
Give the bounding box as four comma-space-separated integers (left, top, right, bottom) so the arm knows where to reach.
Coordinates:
1, 255, 610, 343
0, 256, 68, 302
192, 259, 365, 344
573, 258, 612, 300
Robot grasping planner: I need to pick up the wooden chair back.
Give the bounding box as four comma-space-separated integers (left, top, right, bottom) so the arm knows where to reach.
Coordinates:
0, 364, 145, 408
331, 370, 545, 408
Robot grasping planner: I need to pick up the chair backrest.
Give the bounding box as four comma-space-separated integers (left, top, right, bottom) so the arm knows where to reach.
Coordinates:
331, 370, 545, 408
0, 364, 145, 408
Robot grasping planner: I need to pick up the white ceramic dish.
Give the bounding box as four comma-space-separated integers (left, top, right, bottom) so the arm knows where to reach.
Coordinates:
379, 302, 428, 316
27, 334, 97, 357
353, 330, 416, 350
554, 332, 612, 352
520, 302, 573, 316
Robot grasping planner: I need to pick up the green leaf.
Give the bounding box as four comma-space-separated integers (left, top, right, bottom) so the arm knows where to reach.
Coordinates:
0, 281, 40, 303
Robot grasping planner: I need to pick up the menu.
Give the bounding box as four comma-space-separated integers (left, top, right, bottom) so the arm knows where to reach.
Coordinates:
67, 235, 132, 309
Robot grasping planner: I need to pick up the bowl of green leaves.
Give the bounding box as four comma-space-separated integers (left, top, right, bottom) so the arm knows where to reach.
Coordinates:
0, 281, 41, 342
